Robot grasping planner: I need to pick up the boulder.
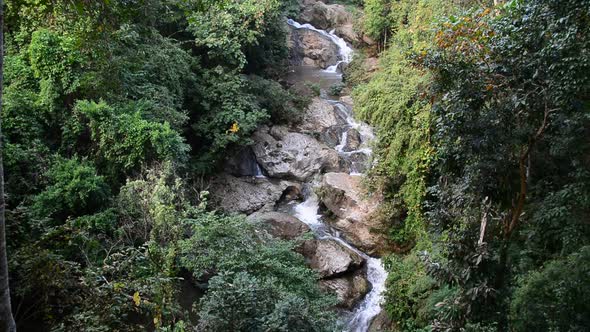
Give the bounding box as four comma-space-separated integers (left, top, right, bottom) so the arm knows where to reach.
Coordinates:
209, 174, 299, 214
298, 1, 359, 43
320, 270, 371, 309
342, 128, 362, 152
289, 27, 340, 69
223, 146, 263, 177
247, 212, 310, 240
318, 173, 389, 256
247, 212, 316, 256
335, 24, 359, 45
300, 1, 353, 30
297, 98, 340, 132
300, 1, 330, 30
343, 151, 371, 174
339, 95, 354, 108
368, 310, 395, 332
310, 238, 365, 278
296, 97, 348, 148
320, 126, 345, 148
252, 126, 341, 181
278, 185, 304, 204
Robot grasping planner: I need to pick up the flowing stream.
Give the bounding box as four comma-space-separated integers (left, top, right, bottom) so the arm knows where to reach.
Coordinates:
287, 19, 388, 332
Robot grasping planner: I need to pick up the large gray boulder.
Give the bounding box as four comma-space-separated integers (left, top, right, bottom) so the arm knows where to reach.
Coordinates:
247, 212, 316, 256
252, 126, 340, 181
300, 1, 353, 29
299, 0, 359, 44
318, 173, 390, 256
320, 270, 371, 309
309, 238, 365, 278
342, 128, 362, 152
247, 212, 310, 240
289, 27, 340, 69
208, 174, 299, 214
297, 98, 341, 132
296, 98, 348, 148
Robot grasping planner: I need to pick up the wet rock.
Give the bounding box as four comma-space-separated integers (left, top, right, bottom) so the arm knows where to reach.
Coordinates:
321, 126, 346, 148
320, 270, 371, 309
318, 173, 390, 256
247, 212, 310, 240
300, 0, 330, 30
368, 310, 395, 332
278, 185, 304, 204
296, 97, 348, 148
343, 128, 362, 152
248, 211, 317, 257
335, 24, 359, 45
223, 146, 263, 177
297, 98, 341, 132
310, 238, 365, 278
340, 151, 370, 174
340, 95, 354, 108
209, 174, 298, 214
289, 27, 340, 69
252, 125, 340, 181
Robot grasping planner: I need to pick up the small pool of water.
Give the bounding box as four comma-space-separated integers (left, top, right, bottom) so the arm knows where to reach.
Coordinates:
286, 65, 343, 93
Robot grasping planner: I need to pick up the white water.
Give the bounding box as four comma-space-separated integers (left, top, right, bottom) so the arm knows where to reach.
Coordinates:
254, 161, 266, 178
288, 19, 388, 332
294, 191, 388, 332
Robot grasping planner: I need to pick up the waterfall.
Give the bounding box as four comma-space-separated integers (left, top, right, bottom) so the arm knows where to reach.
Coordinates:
294, 192, 388, 332
254, 161, 266, 178
287, 19, 354, 73
288, 19, 388, 332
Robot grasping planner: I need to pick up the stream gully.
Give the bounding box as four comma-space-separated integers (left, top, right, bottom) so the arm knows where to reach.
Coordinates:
287, 19, 388, 332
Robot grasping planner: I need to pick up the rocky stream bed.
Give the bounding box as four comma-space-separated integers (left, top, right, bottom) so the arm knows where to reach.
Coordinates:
209, 3, 389, 330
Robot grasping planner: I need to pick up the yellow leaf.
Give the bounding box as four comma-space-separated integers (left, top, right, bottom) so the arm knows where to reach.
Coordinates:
153, 312, 162, 328
133, 291, 141, 306
229, 122, 240, 134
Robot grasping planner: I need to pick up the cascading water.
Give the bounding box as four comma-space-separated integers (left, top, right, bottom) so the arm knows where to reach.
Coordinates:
287, 19, 388, 332
287, 19, 354, 73
294, 189, 388, 332
254, 161, 266, 178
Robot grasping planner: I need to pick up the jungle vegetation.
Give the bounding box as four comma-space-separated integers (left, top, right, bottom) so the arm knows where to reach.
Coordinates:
0, 0, 336, 330
353, 0, 590, 330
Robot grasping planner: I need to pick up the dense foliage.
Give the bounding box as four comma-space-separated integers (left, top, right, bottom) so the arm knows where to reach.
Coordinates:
353, 0, 590, 330
5, 0, 590, 329
3, 0, 336, 330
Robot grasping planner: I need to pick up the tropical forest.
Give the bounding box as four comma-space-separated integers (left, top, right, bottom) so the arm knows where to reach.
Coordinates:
0, 0, 588, 331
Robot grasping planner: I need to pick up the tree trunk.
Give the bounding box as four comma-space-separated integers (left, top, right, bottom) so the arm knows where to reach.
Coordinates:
0, 0, 17, 330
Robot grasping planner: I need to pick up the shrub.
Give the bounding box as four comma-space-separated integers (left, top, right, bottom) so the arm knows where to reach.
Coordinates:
32, 157, 110, 220
384, 253, 435, 331
247, 75, 304, 124
329, 83, 346, 96
68, 100, 189, 179
179, 213, 338, 331
510, 246, 590, 332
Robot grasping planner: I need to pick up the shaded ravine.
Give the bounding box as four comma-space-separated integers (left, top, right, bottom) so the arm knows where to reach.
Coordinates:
287, 19, 388, 332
